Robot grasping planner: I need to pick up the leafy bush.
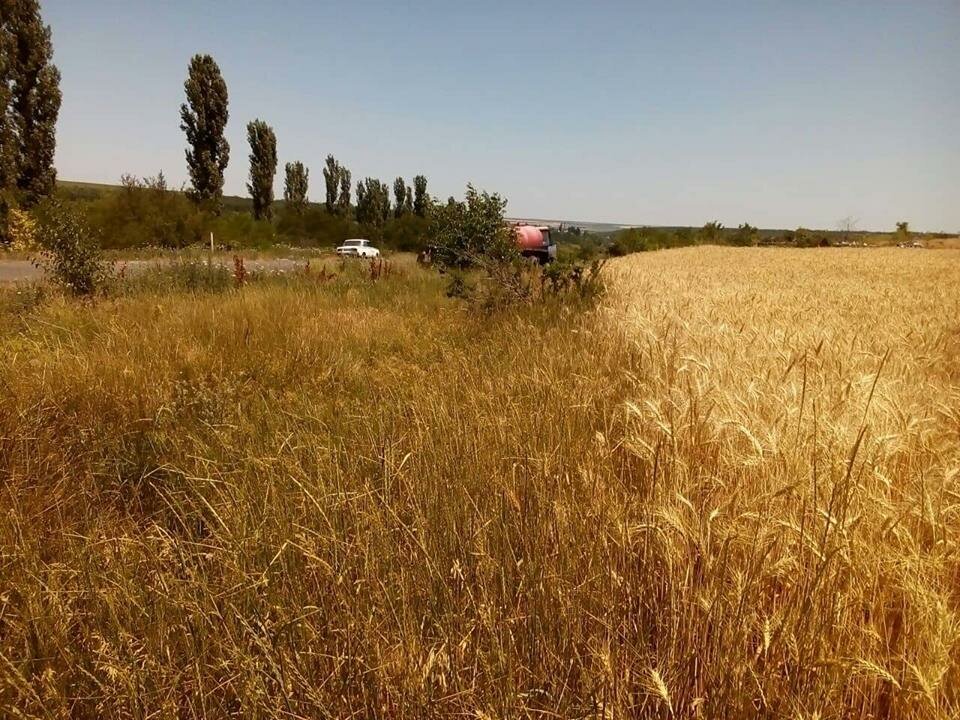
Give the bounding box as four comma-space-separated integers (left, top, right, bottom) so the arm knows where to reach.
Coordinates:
87, 174, 205, 249
275, 206, 357, 248
7, 209, 39, 251
731, 222, 757, 246
382, 213, 429, 252
608, 227, 694, 256
34, 202, 109, 295
430, 185, 517, 270
209, 212, 276, 249
430, 186, 606, 310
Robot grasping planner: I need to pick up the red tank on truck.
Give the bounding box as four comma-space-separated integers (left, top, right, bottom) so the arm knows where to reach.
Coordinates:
513, 224, 557, 264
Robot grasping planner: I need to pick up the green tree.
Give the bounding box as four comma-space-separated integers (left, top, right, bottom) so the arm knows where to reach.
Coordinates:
35, 201, 108, 295
0, 0, 62, 241
246, 120, 277, 220
180, 54, 230, 213
699, 221, 723, 244
896, 221, 910, 244
336, 167, 351, 216
404, 184, 413, 215
0, 27, 17, 242
356, 177, 390, 229
323, 155, 338, 212
731, 222, 757, 246
393, 177, 407, 218
429, 184, 515, 269
284, 161, 308, 213
413, 174, 429, 217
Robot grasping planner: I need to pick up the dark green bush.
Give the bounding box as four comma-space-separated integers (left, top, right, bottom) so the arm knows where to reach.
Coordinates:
34, 201, 109, 295
382, 213, 429, 252
87, 174, 205, 249
275, 206, 357, 248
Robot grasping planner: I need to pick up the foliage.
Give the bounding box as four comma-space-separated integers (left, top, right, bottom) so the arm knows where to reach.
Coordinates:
0, 0, 61, 243
33, 200, 108, 295
275, 205, 357, 247
731, 222, 757, 246
87, 173, 205, 249
429, 184, 515, 270
322, 155, 340, 212
608, 226, 697, 256
381, 212, 428, 252
413, 174, 429, 217
180, 54, 230, 213
245, 119, 277, 220
426, 185, 603, 310
283, 161, 308, 213
699, 220, 724, 243
323, 155, 352, 216
0, 0, 61, 208
392, 176, 407, 218
336, 167, 351, 216
208, 211, 276, 249
465, 257, 607, 311
117, 259, 233, 295
896, 221, 910, 243
7, 207, 37, 250
355, 177, 390, 230
793, 226, 830, 247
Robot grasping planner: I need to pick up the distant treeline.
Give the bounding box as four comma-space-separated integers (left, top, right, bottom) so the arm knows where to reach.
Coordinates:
54, 176, 432, 252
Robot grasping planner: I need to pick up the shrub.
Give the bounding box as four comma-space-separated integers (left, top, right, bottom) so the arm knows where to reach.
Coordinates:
34, 201, 109, 295
209, 212, 276, 249
609, 228, 650, 256
275, 206, 357, 248
8, 209, 39, 251
382, 213, 429, 252
731, 222, 757, 246
430, 185, 517, 270
87, 174, 205, 249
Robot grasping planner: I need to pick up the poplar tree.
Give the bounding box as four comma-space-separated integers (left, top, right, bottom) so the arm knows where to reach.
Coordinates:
393, 177, 407, 218
413, 174, 429, 217
356, 177, 390, 227
180, 54, 230, 213
323, 155, 340, 213
284, 161, 308, 213
337, 167, 351, 216
246, 119, 277, 220
0, 0, 62, 238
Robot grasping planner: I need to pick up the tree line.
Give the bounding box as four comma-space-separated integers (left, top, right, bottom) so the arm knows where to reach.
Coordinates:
180, 53, 431, 227
0, 0, 434, 249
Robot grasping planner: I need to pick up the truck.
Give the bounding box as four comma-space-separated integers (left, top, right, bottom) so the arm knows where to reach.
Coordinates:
416, 224, 557, 267
513, 224, 557, 264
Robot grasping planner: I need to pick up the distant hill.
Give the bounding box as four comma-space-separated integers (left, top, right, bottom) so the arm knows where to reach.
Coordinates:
57, 179, 256, 212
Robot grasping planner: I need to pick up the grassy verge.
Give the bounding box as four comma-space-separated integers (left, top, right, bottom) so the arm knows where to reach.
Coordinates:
0, 248, 958, 718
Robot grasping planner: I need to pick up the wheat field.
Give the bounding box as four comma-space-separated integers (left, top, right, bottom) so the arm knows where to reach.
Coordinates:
1, 248, 958, 718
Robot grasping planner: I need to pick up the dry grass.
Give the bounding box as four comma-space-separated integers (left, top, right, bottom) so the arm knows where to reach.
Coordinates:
0, 248, 958, 718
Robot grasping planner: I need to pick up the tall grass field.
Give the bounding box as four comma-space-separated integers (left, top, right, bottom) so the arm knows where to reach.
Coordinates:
1, 248, 957, 718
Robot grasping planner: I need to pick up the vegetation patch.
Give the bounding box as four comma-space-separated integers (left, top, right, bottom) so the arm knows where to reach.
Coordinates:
1, 248, 957, 717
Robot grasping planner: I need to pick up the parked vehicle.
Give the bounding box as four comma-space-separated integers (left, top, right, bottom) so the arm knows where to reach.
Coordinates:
336, 239, 380, 257
513, 224, 557, 264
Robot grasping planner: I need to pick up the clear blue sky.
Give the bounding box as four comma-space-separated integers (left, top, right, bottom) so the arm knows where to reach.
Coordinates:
45, 1, 958, 231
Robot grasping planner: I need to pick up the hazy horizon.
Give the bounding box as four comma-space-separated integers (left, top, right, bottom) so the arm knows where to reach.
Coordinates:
46, 1, 959, 232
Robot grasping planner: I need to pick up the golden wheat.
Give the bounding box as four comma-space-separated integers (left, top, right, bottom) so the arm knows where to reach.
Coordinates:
0, 247, 957, 718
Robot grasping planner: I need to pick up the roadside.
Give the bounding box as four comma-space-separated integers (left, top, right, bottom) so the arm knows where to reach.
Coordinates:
0, 252, 335, 285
